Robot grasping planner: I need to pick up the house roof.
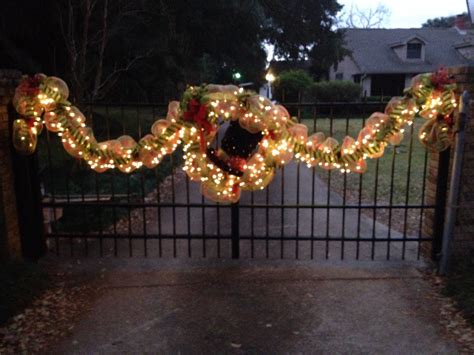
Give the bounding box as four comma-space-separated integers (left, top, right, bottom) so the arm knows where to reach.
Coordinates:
344, 28, 474, 74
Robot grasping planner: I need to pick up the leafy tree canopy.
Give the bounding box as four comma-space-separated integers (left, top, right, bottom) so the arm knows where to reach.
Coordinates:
422, 13, 471, 28
0, 0, 346, 101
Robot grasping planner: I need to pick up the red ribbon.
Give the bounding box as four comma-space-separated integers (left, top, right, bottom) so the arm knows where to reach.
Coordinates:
183, 99, 215, 152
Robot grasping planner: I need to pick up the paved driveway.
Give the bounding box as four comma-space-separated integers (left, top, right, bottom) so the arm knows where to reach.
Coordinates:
51, 259, 458, 354
48, 163, 456, 353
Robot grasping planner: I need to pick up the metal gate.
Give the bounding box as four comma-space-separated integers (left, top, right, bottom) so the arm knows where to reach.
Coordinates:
24, 101, 447, 260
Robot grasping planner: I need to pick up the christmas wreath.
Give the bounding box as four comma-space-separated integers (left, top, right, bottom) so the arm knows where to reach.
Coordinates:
12, 70, 457, 203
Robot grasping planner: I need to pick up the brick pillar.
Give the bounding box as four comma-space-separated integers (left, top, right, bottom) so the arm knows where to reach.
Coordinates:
450, 67, 474, 259
422, 66, 474, 261
0, 69, 22, 260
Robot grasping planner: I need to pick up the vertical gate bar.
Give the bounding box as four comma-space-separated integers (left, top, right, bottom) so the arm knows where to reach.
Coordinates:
251, 191, 255, 258
121, 105, 133, 257
356, 115, 366, 260
310, 105, 317, 259
231, 201, 240, 259
341, 116, 349, 260
137, 105, 148, 257
386, 142, 397, 260
417, 151, 429, 259
217, 201, 221, 258
64, 140, 72, 256
280, 165, 285, 258
431, 148, 451, 261
371, 160, 380, 260
265, 188, 270, 258
95, 102, 103, 256
171, 155, 177, 258
186, 177, 192, 257
105, 104, 117, 256
80, 160, 88, 256
295, 103, 302, 259
325, 107, 334, 259
201, 195, 206, 258
402, 123, 415, 260
95, 165, 103, 256
155, 167, 163, 257
44, 127, 59, 255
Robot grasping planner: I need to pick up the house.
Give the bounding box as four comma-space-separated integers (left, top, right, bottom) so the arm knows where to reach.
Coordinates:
329, 27, 474, 97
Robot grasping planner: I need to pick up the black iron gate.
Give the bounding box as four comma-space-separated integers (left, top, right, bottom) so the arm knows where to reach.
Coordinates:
19, 101, 448, 260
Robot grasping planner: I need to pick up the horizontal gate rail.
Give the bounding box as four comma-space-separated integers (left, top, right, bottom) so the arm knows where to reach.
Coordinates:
41, 201, 435, 209
46, 233, 433, 243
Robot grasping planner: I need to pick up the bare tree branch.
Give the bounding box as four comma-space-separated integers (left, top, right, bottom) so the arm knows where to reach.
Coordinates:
340, 3, 391, 29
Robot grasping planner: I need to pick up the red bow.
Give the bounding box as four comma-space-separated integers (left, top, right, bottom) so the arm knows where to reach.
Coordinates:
228, 156, 246, 172
183, 99, 215, 152
17, 75, 42, 96
431, 67, 453, 89
443, 114, 454, 127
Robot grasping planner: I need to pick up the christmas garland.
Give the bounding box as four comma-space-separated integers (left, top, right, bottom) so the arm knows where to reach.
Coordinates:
12, 70, 457, 203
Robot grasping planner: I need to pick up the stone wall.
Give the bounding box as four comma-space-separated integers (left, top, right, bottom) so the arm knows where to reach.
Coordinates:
0, 69, 22, 260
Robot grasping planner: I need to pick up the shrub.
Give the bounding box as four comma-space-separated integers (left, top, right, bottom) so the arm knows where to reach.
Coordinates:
274, 69, 314, 102
364, 96, 391, 102
312, 80, 361, 102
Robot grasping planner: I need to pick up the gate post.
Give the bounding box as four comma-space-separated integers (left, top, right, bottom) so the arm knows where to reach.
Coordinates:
231, 202, 240, 258
0, 70, 46, 261
0, 69, 23, 260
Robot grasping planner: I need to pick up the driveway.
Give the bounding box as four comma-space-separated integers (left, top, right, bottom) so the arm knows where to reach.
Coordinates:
51, 259, 458, 354
47, 163, 457, 353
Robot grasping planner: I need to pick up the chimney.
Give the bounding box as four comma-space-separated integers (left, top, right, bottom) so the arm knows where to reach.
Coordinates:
454, 14, 467, 34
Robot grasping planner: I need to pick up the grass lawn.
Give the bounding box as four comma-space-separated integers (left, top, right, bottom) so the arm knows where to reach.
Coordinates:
300, 117, 428, 206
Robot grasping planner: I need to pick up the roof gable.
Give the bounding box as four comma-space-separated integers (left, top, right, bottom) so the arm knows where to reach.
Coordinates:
343, 28, 474, 74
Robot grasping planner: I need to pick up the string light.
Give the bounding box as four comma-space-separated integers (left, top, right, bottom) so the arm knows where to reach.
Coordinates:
11, 71, 457, 202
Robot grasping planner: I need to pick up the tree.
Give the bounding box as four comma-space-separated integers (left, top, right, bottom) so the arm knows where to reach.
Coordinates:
58, 0, 153, 101
422, 13, 471, 28
0, 0, 348, 100
341, 3, 391, 29
261, 0, 347, 79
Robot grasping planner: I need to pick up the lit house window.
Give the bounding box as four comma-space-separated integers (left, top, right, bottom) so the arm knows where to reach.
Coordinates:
335, 73, 343, 80
407, 43, 422, 59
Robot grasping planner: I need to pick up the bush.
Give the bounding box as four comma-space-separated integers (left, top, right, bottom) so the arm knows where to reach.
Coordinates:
312, 80, 361, 102
364, 96, 391, 102
274, 69, 314, 102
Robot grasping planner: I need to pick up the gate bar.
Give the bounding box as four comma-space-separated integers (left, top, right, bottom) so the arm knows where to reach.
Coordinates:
231, 202, 240, 258
431, 148, 451, 261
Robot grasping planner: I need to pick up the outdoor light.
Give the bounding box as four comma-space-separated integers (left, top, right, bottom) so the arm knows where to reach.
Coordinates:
265, 72, 275, 83
265, 72, 276, 100
232, 72, 242, 80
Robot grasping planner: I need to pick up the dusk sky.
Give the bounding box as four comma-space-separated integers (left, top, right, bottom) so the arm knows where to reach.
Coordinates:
338, 0, 469, 28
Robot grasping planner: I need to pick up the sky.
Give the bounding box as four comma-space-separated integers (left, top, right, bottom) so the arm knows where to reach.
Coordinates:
338, 0, 469, 28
